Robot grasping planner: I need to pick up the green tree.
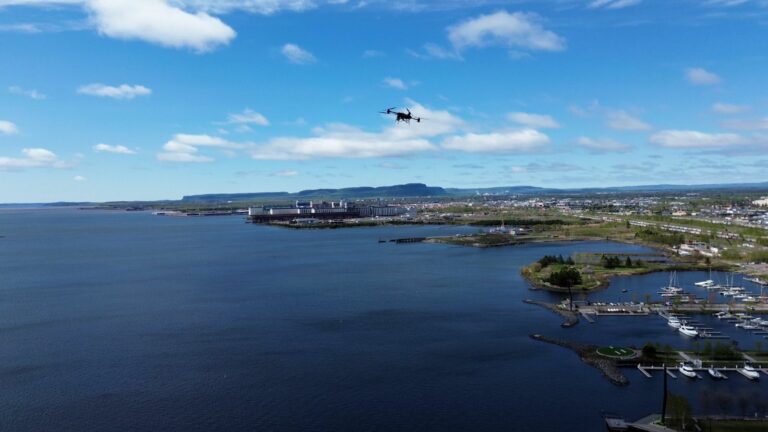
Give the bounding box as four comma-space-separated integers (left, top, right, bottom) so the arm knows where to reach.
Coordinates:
666, 393, 693, 431
546, 266, 582, 288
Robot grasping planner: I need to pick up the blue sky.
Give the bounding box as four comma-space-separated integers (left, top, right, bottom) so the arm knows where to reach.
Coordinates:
1, 0, 768, 202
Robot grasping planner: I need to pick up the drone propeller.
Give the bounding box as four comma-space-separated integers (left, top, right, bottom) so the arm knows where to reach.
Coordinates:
379, 107, 398, 114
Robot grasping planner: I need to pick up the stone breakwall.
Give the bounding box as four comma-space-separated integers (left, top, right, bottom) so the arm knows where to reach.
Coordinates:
529, 334, 630, 387
523, 299, 579, 327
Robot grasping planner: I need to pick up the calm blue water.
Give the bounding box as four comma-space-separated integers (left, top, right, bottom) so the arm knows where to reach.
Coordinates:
1, 209, 765, 431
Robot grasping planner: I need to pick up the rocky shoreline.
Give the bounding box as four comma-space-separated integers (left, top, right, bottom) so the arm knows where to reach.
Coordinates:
530, 334, 630, 386
523, 299, 579, 327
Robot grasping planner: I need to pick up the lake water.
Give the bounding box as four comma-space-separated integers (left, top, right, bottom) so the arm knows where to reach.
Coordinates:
1, 209, 765, 431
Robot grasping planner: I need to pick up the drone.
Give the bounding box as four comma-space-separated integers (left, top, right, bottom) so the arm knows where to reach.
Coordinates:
379, 107, 422, 124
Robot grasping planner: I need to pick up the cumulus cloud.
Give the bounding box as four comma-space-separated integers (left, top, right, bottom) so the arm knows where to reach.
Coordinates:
78, 83, 152, 99
157, 133, 243, 162
685, 67, 721, 85
577, 136, 632, 153
251, 101, 463, 160
712, 102, 750, 114
507, 112, 560, 129
605, 110, 651, 130
73, 175, 87, 181
93, 143, 136, 154
281, 43, 316, 64
442, 129, 550, 153
447, 10, 566, 53
649, 130, 745, 148
89, 0, 235, 51
0, 148, 69, 170
588, 0, 642, 9
0, 0, 235, 51
8, 86, 46, 100
0, 120, 19, 135
227, 109, 270, 126
383, 77, 408, 90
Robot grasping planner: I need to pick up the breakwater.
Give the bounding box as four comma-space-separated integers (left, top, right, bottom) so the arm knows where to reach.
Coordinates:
523, 299, 579, 327
530, 334, 630, 386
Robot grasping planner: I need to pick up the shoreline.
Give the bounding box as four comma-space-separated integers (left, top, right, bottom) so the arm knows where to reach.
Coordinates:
523, 299, 579, 327
530, 334, 630, 386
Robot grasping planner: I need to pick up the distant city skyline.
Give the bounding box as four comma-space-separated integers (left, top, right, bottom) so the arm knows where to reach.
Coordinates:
2, 0, 768, 202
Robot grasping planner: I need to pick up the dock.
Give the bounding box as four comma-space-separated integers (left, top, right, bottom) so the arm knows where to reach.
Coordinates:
633, 363, 765, 381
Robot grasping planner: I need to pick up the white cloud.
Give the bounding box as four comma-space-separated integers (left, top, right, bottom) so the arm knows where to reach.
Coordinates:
0, 120, 19, 135
272, 169, 299, 177
577, 136, 632, 153
712, 102, 750, 114
157, 133, 242, 162
605, 110, 651, 130
507, 112, 560, 129
408, 43, 462, 60
78, 83, 151, 99
588, 0, 642, 9
722, 117, 768, 130
447, 10, 565, 53
442, 129, 550, 153
362, 49, 384, 58
649, 130, 745, 148
685, 67, 721, 85
93, 143, 136, 154
705, 0, 749, 6
251, 101, 463, 160
228, 109, 270, 126
8, 86, 46, 100
281, 43, 316, 64
181, 0, 319, 14
508, 162, 583, 173
0, 147, 68, 170
73, 175, 87, 181
251, 125, 436, 160
88, 0, 235, 52
383, 77, 408, 90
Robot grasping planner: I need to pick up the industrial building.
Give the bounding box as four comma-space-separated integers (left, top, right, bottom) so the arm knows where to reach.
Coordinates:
248, 201, 407, 223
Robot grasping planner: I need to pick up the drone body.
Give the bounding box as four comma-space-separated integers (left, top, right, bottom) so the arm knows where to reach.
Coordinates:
380, 107, 422, 124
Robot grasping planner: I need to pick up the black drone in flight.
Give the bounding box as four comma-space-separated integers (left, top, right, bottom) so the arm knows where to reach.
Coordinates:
380, 107, 422, 124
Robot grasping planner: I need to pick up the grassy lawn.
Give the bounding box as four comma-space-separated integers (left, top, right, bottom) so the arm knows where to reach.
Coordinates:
597, 346, 635, 358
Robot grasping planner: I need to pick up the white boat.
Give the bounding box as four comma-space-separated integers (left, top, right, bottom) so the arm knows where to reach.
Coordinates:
742, 296, 758, 303
679, 324, 698, 337
714, 311, 733, 319
667, 317, 682, 328
708, 367, 726, 379
679, 362, 697, 378
662, 271, 682, 291
741, 364, 760, 380
695, 279, 714, 287
745, 277, 767, 286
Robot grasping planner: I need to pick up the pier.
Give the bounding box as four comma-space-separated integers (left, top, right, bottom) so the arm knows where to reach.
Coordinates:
633, 363, 765, 381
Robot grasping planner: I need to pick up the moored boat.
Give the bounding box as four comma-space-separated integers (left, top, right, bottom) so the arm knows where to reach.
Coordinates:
741, 364, 760, 380
667, 317, 681, 328
679, 362, 697, 378
708, 366, 725, 379
679, 324, 698, 337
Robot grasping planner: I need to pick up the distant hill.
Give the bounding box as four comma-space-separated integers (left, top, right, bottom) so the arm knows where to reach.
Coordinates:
179, 181, 768, 203
181, 183, 448, 202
